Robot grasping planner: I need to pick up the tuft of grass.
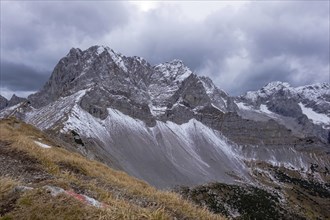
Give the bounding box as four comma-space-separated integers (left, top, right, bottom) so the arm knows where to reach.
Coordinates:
0, 178, 20, 218
0, 178, 19, 199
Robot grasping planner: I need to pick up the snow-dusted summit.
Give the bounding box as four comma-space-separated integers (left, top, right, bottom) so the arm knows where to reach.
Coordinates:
235, 81, 330, 142
27, 45, 232, 125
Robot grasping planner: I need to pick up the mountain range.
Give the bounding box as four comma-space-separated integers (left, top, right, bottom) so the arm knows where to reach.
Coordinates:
1, 45, 329, 218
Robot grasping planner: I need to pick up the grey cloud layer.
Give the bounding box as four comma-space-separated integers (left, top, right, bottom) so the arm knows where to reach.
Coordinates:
1, 1, 329, 97
1, 60, 48, 91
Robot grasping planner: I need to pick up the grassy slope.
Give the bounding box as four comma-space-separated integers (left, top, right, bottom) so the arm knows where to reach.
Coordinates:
0, 118, 225, 220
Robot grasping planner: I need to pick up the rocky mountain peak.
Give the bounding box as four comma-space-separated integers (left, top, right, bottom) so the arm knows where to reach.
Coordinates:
296, 82, 330, 102
25, 45, 238, 126
67, 47, 82, 55
10, 94, 25, 105
0, 94, 27, 111
8, 94, 25, 105
298, 82, 329, 90
235, 80, 330, 143
28, 45, 131, 108
264, 81, 291, 89
166, 59, 185, 67
243, 81, 330, 105
153, 59, 192, 83
0, 95, 8, 110
94, 45, 108, 55
244, 81, 292, 102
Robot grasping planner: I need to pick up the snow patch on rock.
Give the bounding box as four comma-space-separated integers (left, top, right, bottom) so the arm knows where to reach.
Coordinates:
235, 102, 254, 111
299, 102, 330, 125
34, 141, 52, 149
259, 104, 273, 114
96, 46, 105, 55
108, 49, 128, 72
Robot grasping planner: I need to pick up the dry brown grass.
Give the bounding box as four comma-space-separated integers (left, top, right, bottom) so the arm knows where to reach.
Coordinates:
0, 178, 19, 199
0, 118, 225, 220
6, 188, 171, 220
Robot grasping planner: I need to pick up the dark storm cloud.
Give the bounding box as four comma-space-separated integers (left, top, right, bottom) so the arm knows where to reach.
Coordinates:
1, 1, 132, 69
1, 1, 329, 97
0, 60, 48, 91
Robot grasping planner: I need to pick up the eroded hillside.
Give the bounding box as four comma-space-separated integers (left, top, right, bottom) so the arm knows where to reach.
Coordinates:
0, 118, 224, 220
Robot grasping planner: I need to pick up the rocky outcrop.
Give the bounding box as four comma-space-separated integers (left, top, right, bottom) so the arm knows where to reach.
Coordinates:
8, 95, 26, 107
0, 95, 8, 110
0, 94, 26, 110
79, 87, 156, 126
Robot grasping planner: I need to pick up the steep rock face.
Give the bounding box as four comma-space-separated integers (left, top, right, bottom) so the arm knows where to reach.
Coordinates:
148, 59, 193, 115
28, 46, 133, 108
198, 111, 301, 147
0, 95, 8, 110
79, 87, 155, 126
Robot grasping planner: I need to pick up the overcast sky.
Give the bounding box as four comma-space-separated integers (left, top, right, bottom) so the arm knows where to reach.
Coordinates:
1, 1, 329, 99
